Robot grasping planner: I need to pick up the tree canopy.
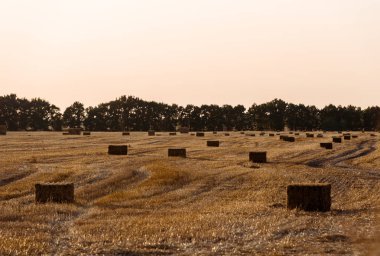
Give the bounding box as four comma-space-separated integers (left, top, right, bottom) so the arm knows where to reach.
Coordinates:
0, 94, 379, 132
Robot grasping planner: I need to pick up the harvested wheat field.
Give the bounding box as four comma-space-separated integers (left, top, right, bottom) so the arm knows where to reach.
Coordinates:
0, 131, 379, 255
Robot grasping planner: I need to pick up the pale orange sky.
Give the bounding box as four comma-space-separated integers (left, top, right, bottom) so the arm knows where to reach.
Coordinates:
1, 0, 379, 110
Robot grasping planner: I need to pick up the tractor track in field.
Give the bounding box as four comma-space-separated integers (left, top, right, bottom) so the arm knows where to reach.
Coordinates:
307, 139, 377, 169
51, 165, 152, 255
305, 138, 380, 200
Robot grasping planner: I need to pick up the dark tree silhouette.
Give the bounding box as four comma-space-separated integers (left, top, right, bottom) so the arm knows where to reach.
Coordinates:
1, 93, 380, 132
63, 101, 85, 128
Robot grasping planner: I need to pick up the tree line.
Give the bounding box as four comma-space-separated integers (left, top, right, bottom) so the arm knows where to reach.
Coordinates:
0, 94, 379, 132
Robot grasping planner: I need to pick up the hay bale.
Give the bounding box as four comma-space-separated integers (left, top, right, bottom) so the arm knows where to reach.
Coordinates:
284, 136, 295, 142
344, 135, 351, 140
168, 148, 186, 157
178, 127, 190, 133
240, 131, 245, 134
213, 131, 217, 134
259, 132, 265, 136
352, 135, 358, 138
67, 128, 81, 135
35, 183, 74, 203
62, 132, 70, 135
207, 140, 220, 147
294, 133, 300, 136
108, 145, 128, 155
249, 151, 267, 163
196, 132, 205, 137
320, 142, 333, 149
333, 137, 342, 143
289, 132, 294, 134
224, 133, 230, 136
169, 132, 177, 136
280, 135, 287, 140
0, 124, 7, 135
371, 134, 377, 137
269, 133, 275, 137
83, 132, 91, 136
122, 132, 130, 136
287, 183, 331, 212
306, 133, 314, 138
148, 130, 155, 136
317, 134, 323, 138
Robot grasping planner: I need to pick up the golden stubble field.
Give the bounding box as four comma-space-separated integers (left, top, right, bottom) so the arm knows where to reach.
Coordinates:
0, 131, 379, 255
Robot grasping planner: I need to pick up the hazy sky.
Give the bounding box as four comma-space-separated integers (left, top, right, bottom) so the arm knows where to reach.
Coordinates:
1, 0, 379, 110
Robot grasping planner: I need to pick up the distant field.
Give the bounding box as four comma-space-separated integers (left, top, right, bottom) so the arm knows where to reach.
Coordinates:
0, 131, 379, 255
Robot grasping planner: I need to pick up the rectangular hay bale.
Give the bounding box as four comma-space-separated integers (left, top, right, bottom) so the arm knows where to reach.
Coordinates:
333, 137, 342, 143
207, 140, 220, 147
168, 148, 186, 157
320, 142, 333, 149
287, 183, 331, 212
178, 127, 190, 133
0, 124, 7, 135
67, 128, 81, 135
108, 145, 128, 155
35, 183, 74, 203
148, 130, 155, 136
284, 136, 295, 142
249, 151, 267, 163
196, 132, 205, 137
